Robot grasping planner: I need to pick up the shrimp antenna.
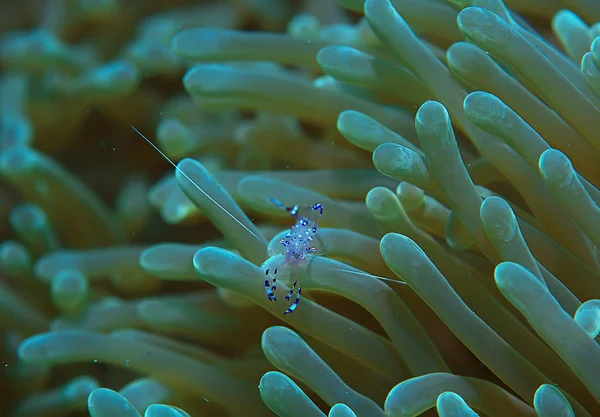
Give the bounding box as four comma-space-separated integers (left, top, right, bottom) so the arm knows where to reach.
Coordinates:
331, 268, 408, 285
131, 125, 266, 245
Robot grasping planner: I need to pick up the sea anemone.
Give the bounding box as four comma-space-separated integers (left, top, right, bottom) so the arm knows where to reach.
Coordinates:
1, 0, 600, 416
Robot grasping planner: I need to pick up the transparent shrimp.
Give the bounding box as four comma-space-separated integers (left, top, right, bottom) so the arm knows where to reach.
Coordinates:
132, 125, 407, 316
264, 198, 324, 315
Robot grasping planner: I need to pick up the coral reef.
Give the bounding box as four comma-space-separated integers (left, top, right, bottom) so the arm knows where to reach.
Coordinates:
1, 0, 600, 416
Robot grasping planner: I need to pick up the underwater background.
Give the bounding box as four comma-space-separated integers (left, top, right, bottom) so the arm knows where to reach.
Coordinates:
1, 0, 600, 416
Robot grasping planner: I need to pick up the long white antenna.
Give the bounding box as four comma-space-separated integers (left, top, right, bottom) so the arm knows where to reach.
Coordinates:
331, 268, 408, 285
133, 125, 409, 288
131, 125, 266, 245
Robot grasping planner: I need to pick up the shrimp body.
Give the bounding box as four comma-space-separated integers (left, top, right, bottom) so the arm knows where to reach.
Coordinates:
265, 199, 323, 314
